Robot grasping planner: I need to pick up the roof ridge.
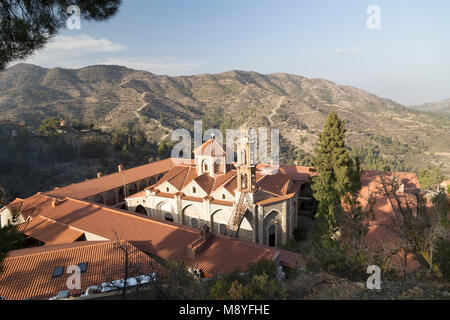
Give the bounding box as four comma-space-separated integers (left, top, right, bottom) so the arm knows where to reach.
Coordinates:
65, 197, 200, 236
6, 240, 123, 260
180, 166, 193, 190
42, 158, 172, 196
35, 214, 88, 235
214, 170, 236, 191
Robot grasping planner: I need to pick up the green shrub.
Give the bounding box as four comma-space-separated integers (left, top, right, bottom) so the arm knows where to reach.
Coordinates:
281, 239, 299, 252
435, 239, 450, 281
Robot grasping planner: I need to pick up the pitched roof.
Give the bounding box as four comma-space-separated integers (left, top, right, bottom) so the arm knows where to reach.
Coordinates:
7, 193, 55, 220
194, 173, 215, 194
185, 235, 278, 275
153, 165, 198, 191
43, 158, 174, 200
279, 165, 317, 181
193, 139, 226, 156
0, 241, 162, 300
277, 249, 308, 269
35, 198, 199, 261
17, 198, 280, 276
16, 215, 84, 245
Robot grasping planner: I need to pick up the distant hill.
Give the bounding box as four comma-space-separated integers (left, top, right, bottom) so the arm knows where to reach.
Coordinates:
1, 63, 449, 175
410, 98, 450, 113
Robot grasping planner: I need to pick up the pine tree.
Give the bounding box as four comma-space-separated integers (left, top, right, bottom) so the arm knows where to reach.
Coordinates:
311, 111, 360, 238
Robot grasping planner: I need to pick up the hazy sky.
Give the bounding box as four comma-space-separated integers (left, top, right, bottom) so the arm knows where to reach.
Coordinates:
18, 0, 450, 106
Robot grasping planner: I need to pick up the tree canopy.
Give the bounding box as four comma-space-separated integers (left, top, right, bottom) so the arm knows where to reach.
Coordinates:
0, 0, 122, 70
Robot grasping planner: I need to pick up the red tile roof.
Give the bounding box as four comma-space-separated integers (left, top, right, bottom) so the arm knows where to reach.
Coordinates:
16, 215, 84, 245
194, 173, 215, 194
185, 235, 278, 275
16, 198, 281, 276
7, 193, 55, 220
43, 158, 174, 200
357, 171, 422, 272
279, 165, 317, 181
278, 249, 308, 269
0, 240, 162, 300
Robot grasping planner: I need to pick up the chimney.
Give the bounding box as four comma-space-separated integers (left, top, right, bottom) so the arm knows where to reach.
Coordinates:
52, 199, 63, 208
200, 225, 210, 242
187, 225, 213, 258
118, 164, 124, 172
293, 160, 298, 166
399, 184, 405, 193
97, 172, 103, 178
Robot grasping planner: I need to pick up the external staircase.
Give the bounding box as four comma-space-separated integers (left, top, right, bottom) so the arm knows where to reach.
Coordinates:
227, 192, 252, 237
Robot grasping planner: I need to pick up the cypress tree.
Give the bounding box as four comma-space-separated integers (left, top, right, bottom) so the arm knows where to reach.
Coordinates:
311, 110, 360, 237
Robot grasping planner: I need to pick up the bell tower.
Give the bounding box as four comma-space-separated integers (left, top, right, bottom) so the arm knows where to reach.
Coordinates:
236, 128, 257, 192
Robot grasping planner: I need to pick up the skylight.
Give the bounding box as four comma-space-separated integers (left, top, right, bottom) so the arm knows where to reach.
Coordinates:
52, 266, 64, 278
78, 262, 88, 273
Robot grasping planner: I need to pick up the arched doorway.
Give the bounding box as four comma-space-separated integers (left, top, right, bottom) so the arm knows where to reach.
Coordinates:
268, 225, 276, 247
264, 210, 282, 247
135, 205, 147, 216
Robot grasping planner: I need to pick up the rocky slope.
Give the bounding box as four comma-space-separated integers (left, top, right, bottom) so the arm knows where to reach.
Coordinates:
1, 63, 449, 175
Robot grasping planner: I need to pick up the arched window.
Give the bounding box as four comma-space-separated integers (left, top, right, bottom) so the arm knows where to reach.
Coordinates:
191, 218, 199, 229
135, 205, 147, 216
192, 186, 196, 193
222, 194, 226, 200
166, 187, 170, 192
241, 173, 248, 189
202, 160, 209, 173
241, 149, 247, 165
164, 213, 174, 222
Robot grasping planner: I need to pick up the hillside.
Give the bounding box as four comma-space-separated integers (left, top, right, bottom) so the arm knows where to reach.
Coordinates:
1, 63, 449, 175
411, 98, 450, 113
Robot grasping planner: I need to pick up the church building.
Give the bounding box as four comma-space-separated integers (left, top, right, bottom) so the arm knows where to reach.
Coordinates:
125, 130, 304, 247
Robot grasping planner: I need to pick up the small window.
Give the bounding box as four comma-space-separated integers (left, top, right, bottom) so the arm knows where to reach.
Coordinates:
78, 262, 88, 273
222, 194, 226, 200
191, 218, 199, 229
166, 187, 169, 192
192, 186, 196, 193
219, 224, 227, 235
52, 266, 64, 278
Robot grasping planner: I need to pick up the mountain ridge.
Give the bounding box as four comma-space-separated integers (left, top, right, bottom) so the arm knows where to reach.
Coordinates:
410, 98, 450, 113
1, 63, 449, 175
